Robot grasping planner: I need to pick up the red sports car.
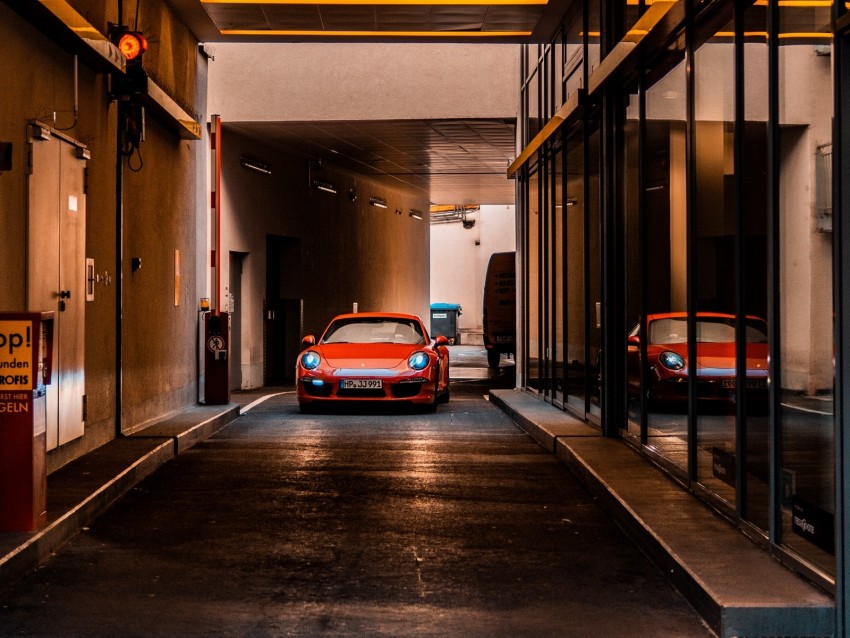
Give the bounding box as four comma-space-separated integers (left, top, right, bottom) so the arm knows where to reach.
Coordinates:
296, 312, 450, 411
627, 312, 769, 410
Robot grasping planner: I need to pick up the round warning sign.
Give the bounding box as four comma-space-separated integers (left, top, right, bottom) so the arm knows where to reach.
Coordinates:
207, 336, 225, 353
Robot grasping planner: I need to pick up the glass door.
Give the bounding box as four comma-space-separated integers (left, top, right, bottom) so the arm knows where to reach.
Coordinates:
565, 128, 586, 414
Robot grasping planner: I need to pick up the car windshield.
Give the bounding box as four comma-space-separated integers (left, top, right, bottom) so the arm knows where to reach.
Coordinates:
649, 317, 768, 344
322, 318, 426, 345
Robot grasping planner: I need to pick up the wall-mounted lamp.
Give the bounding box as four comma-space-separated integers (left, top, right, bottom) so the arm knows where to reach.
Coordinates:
240, 157, 271, 174
312, 179, 337, 194
131, 257, 142, 271
409, 209, 423, 220
369, 197, 387, 209
565, 197, 578, 206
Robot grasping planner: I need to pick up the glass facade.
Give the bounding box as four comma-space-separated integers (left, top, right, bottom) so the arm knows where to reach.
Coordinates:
515, 0, 846, 593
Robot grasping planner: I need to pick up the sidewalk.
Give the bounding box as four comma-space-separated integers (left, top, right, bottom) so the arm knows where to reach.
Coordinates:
0, 389, 279, 591
489, 388, 834, 638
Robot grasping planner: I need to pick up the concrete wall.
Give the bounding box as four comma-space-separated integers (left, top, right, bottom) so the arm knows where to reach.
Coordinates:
0, 0, 208, 469
207, 43, 519, 121
430, 205, 516, 342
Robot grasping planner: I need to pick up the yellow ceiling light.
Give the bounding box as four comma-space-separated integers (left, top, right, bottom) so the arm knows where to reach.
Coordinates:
221, 28, 533, 36
753, 0, 833, 5
206, 0, 546, 4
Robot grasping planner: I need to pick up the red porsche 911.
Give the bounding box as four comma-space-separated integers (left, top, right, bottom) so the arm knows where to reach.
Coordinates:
627, 312, 769, 410
296, 312, 450, 411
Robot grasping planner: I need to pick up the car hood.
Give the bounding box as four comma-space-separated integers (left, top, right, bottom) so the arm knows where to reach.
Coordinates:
317, 342, 423, 369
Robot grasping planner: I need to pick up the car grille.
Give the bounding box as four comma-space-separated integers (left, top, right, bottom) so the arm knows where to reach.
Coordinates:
337, 387, 386, 398
302, 382, 333, 397
390, 381, 426, 398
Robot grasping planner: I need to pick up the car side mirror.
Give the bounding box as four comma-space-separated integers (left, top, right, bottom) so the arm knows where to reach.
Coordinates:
301, 335, 316, 347
434, 335, 449, 346
628, 334, 640, 346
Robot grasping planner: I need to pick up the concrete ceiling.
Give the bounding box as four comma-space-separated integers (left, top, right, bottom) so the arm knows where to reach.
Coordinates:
168, 0, 572, 43
226, 119, 517, 205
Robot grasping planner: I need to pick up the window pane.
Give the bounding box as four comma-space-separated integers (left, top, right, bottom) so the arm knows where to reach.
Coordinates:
643, 55, 688, 472
741, 0, 770, 532
778, 0, 835, 574
554, 142, 565, 404
624, 89, 642, 441
527, 168, 542, 392
566, 132, 586, 412
693, 19, 737, 504
588, 126, 602, 418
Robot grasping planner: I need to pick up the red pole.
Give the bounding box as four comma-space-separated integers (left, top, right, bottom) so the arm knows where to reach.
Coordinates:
210, 114, 222, 314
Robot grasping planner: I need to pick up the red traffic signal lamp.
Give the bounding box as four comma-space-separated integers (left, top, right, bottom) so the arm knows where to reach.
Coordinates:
110, 27, 148, 97
117, 32, 147, 62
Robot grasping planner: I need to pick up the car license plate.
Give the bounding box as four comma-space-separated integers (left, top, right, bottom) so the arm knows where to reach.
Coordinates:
340, 379, 382, 390
722, 379, 767, 389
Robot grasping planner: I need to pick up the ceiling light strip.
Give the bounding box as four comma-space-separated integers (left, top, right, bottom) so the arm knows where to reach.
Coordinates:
220, 29, 533, 37
206, 0, 546, 4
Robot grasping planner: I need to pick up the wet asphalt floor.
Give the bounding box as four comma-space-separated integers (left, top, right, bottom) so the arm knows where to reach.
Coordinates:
0, 361, 713, 637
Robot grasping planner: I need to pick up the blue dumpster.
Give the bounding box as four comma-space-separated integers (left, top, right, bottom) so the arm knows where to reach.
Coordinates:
430, 303, 462, 344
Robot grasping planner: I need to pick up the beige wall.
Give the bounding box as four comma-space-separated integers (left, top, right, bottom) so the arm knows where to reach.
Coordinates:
0, 1, 208, 469
430, 205, 516, 342
207, 43, 519, 121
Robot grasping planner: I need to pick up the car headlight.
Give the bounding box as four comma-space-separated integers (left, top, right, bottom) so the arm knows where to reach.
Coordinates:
659, 351, 686, 371
301, 351, 321, 370
408, 351, 429, 371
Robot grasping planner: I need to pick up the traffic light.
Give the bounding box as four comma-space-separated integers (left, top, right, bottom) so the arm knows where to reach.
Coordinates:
116, 31, 147, 63
110, 29, 148, 97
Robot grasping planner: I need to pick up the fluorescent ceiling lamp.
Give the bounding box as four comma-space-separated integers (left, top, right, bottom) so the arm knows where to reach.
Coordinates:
206, 0, 546, 4
220, 29, 532, 37
240, 157, 271, 174
312, 179, 337, 194
369, 197, 387, 209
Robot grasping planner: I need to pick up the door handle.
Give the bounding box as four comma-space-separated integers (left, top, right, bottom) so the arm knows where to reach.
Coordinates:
59, 290, 72, 299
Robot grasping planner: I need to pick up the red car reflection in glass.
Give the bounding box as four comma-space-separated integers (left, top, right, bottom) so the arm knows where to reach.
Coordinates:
296, 312, 450, 412
627, 312, 769, 411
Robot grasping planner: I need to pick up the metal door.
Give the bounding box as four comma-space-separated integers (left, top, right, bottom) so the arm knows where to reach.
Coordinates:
27, 127, 86, 450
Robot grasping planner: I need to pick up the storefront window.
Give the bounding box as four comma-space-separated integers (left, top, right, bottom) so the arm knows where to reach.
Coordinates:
564, 7, 584, 100
643, 55, 689, 473
624, 89, 641, 441
566, 131, 586, 413
693, 19, 737, 504
587, 0, 601, 76
587, 125, 602, 418
527, 167, 542, 392
741, 0, 770, 532
777, 0, 835, 575
554, 142, 566, 405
